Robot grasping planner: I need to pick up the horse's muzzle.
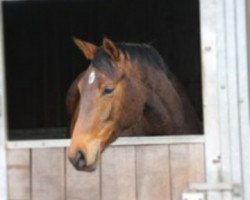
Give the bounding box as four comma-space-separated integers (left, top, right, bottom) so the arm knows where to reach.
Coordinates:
69, 150, 86, 170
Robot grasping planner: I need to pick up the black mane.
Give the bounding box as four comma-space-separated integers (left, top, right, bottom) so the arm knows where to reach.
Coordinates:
91, 42, 169, 77
117, 43, 168, 72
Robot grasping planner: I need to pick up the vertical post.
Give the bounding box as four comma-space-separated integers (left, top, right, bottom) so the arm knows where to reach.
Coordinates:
221, 0, 244, 199
0, 1, 8, 200
237, 0, 250, 199
200, 0, 223, 199
200, 0, 248, 199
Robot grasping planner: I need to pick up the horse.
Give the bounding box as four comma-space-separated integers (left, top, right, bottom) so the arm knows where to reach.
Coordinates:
67, 37, 201, 171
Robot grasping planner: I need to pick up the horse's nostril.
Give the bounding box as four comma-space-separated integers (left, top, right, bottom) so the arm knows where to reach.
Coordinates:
71, 150, 86, 169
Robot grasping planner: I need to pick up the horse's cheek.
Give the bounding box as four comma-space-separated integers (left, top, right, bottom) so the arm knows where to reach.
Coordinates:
99, 103, 112, 121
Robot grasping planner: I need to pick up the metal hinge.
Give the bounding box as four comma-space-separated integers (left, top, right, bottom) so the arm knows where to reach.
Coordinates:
190, 182, 241, 196
182, 182, 241, 200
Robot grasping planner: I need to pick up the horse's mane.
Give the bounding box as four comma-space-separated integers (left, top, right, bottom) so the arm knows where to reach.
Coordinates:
117, 43, 169, 72
91, 42, 170, 77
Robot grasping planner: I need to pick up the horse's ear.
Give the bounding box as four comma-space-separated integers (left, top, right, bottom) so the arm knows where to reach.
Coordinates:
102, 37, 120, 61
73, 37, 97, 60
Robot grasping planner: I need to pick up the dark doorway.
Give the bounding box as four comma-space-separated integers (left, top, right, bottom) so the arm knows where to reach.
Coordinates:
3, 0, 202, 140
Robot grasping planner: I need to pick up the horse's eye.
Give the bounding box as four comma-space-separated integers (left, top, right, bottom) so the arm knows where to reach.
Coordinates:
102, 87, 114, 96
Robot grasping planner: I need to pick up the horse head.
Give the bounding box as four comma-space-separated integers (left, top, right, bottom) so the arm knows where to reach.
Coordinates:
67, 37, 147, 171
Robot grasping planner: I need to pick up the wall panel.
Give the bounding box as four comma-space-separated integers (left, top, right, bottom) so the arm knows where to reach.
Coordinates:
7, 143, 205, 200
7, 149, 30, 200
32, 148, 65, 200
101, 146, 136, 200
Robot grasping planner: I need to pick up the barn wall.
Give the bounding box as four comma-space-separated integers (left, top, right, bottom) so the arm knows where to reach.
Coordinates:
7, 143, 205, 200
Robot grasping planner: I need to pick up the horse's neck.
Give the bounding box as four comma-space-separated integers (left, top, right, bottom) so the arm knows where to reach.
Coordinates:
140, 67, 201, 134
122, 64, 201, 136
154, 73, 185, 122
143, 71, 183, 132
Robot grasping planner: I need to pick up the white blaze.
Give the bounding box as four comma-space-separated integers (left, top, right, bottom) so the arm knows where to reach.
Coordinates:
88, 71, 96, 85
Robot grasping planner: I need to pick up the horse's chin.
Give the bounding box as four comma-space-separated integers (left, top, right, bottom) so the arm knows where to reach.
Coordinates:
75, 163, 97, 172
105, 131, 119, 147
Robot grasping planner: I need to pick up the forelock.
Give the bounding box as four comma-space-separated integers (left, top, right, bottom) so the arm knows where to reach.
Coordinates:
91, 48, 115, 77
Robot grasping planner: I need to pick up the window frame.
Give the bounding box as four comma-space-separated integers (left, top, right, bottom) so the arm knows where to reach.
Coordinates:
2, 0, 204, 148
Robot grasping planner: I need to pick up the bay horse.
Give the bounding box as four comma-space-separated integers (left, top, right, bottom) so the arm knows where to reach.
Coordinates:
67, 37, 201, 171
